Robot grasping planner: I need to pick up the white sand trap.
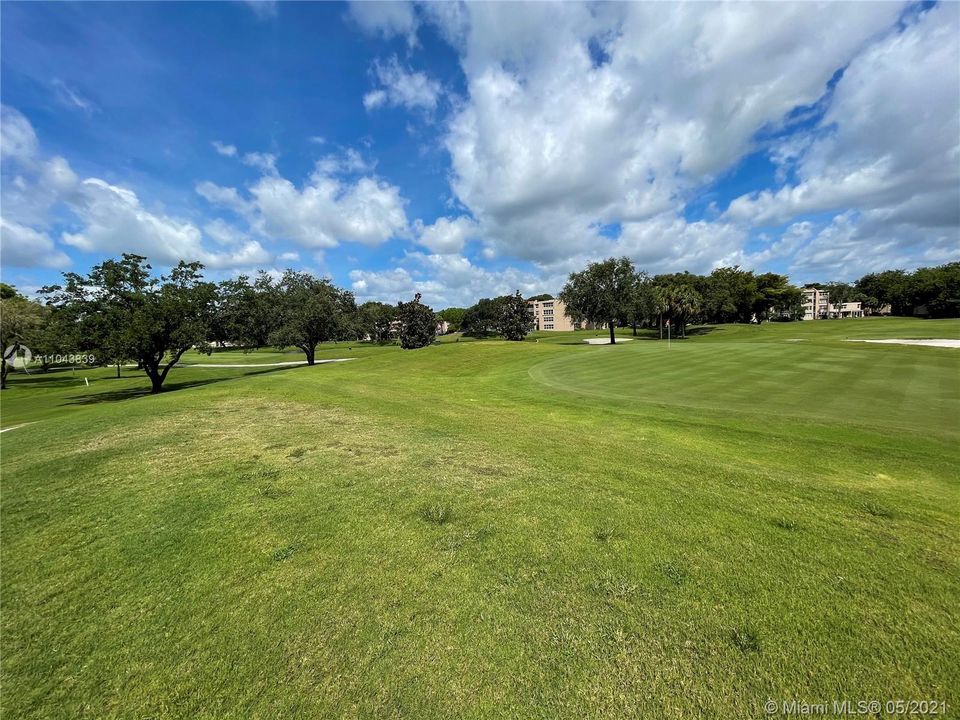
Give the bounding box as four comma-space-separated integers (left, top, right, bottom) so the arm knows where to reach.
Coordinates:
847, 339, 960, 348
785, 339, 806, 342
584, 337, 635, 345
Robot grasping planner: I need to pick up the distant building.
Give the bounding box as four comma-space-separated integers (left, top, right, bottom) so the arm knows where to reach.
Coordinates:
436, 319, 450, 335
827, 301, 864, 319
801, 287, 830, 320
801, 286, 864, 319
527, 298, 580, 331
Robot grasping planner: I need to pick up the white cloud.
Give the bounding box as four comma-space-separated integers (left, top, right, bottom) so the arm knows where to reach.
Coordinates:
350, 251, 559, 308
347, 1, 418, 47
415, 215, 478, 254
618, 214, 747, 275
1, 105, 38, 163
199, 161, 409, 250
363, 89, 388, 111
364, 56, 441, 112
726, 3, 960, 235
212, 140, 238, 157
195, 181, 252, 215
429, 2, 915, 268
0, 218, 71, 269
315, 148, 374, 175
51, 79, 98, 115
62, 178, 271, 269
244, 0, 277, 20
241, 151, 278, 174
248, 173, 408, 248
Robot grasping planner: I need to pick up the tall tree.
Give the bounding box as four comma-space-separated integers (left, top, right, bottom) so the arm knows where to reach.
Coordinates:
269, 271, 356, 365
627, 271, 655, 335
356, 301, 396, 343
217, 272, 277, 348
0, 291, 46, 389
42, 254, 217, 393
704, 266, 757, 323
460, 297, 505, 337
499, 291, 532, 341
560, 257, 636, 344
658, 282, 702, 338
396, 293, 436, 349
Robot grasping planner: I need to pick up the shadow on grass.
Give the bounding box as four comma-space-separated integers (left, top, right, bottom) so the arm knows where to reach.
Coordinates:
60, 365, 297, 408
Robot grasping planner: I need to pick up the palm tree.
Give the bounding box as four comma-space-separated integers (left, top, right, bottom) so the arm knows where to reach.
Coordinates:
662, 283, 702, 339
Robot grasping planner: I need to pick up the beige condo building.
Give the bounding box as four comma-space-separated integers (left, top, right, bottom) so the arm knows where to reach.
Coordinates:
527, 298, 580, 331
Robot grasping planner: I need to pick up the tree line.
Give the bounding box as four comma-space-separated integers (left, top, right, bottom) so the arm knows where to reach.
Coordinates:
2, 254, 956, 390
809, 264, 960, 318
558, 258, 960, 344
0, 254, 438, 392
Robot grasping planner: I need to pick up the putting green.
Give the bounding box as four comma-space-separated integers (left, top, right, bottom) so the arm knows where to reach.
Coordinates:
529, 339, 960, 437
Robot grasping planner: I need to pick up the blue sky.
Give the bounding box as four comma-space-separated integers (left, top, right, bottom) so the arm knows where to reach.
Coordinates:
2, 1, 958, 308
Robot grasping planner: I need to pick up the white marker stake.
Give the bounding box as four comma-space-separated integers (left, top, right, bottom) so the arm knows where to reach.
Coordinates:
84, 377, 89, 386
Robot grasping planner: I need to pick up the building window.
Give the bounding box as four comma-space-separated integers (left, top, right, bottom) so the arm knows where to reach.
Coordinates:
544, 323, 554, 329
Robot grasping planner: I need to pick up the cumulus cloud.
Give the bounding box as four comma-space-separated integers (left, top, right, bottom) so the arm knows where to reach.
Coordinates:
1, 105, 39, 163
350, 251, 561, 308
364, 56, 441, 112
212, 140, 238, 157
198, 161, 409, 249
726, 3, 960, 234
0, 218, 71, 269
62, 178, 272, 269
241, 151, 278, 174
347, 1, 419, 47
414, 215, 478, 254
425, 1, 943, 274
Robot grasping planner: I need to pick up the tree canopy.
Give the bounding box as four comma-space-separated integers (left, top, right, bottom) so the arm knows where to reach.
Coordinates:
560, 257, 636, 344
42, 254, 217, 393
269, 271, 356, 365
396, 293, 436, 349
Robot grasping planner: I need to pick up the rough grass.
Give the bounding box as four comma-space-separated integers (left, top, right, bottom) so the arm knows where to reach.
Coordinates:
1, 317, 958, 718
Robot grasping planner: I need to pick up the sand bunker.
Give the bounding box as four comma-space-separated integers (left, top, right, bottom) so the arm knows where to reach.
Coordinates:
584, 337, 636, 345
847, 339, 960, 348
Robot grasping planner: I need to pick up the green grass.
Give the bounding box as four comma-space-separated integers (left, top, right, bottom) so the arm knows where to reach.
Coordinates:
2, 318, 958, 718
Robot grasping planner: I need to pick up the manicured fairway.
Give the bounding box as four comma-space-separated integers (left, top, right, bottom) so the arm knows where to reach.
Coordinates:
1, 318, 958, 718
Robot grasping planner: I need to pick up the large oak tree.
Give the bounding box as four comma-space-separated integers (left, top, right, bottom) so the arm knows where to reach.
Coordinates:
43, 254, 217, 393
269, 271, 356, 364
560, 257, 636, 344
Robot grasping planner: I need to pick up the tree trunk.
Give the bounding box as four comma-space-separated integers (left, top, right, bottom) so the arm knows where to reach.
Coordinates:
608, 321, 616, 345
116, 362, 121, 379
1, 359, 7, 389
659, 314, 663, 340
304, 345, 316, 366
143, 364, 163, 393
632, 321, 637, 336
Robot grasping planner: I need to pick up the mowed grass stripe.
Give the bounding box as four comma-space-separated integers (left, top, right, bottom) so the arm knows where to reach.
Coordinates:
529, 339, 958, 438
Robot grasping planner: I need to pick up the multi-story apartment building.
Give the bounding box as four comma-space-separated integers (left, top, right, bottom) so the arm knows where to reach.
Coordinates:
801, 287, 864, 319
801, 287, 830, 320
527, 298, 579, 331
